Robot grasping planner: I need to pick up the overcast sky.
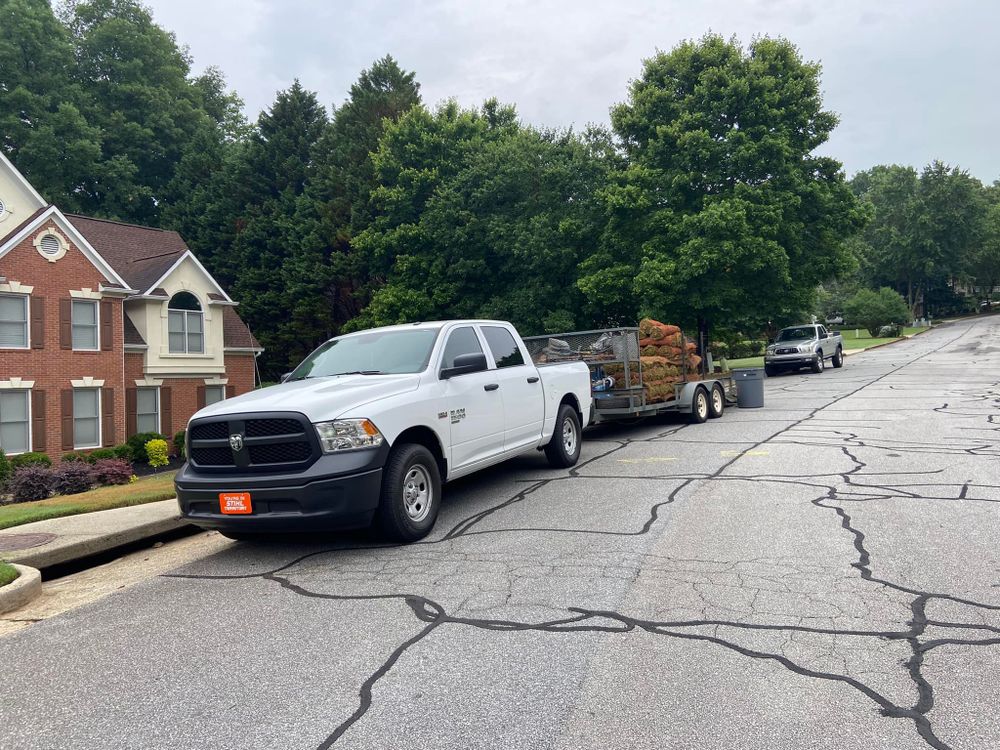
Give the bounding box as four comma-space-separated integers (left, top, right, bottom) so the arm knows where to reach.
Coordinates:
143, 0, 998, 181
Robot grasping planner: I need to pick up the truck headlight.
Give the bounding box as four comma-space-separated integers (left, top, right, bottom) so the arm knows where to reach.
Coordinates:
798, 345, 811, 353
314, 419, 384, 453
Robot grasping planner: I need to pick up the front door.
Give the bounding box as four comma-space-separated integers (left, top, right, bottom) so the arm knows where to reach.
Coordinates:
440, 326, 505, 471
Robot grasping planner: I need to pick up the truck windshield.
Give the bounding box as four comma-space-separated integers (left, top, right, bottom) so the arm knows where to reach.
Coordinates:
288, 328, 440, 379
776, 327, 817, 342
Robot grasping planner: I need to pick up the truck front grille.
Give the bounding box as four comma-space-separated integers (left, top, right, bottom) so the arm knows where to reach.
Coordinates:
187, 412, 318, 473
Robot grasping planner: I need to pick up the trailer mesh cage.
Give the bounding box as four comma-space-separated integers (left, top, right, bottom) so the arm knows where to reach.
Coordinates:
523, 328, 652, 412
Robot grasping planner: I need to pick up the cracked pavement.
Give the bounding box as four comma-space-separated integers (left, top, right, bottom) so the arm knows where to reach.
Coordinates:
2, 318, 1000, 749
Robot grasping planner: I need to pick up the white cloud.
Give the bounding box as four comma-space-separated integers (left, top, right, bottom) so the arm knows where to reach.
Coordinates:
144, 0, 1000, 180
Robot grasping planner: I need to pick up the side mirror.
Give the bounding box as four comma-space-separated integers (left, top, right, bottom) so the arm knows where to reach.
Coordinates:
280, 372, 292, 383
441, 352, 488, 379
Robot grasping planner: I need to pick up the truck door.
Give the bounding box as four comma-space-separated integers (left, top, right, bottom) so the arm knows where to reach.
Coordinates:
480, 325, 545, 452
440, 326, 505, 471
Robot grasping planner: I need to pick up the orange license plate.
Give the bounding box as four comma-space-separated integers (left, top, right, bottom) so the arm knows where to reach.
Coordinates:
220, 492, 252, 515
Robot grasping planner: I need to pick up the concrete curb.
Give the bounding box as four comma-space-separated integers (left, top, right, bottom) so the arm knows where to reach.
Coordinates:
0, 564, 42, 614
0, 500, 189, 569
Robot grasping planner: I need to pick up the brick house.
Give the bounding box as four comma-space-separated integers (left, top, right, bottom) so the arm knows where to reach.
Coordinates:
0, 152, 261, 458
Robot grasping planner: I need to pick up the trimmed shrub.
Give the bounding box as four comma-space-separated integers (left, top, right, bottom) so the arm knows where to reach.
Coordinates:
87, 448, 117, 463
113, 444, 134, 461
145, 439, 169, 469
126, 432, 167, 463
9, 466, 56, 503
52, 461, 97, 495
94, 458, 133, 486
10, 452, 52, 470
173, 430, 186, 458
0, 449, 11, 488
62, 452, 87, 463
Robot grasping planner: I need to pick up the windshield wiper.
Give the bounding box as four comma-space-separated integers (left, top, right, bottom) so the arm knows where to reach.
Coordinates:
329, 370, 385, 376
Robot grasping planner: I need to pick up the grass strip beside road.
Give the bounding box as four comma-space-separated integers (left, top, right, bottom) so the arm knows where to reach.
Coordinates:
0, 561, 18, 587
0, 471, 177, 531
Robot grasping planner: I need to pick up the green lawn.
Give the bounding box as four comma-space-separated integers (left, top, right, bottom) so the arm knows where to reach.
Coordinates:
0, 470, 177, 530
0, 561, 18, 587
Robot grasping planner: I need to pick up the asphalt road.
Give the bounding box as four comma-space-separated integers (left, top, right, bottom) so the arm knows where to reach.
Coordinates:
3, 318, 1000, 750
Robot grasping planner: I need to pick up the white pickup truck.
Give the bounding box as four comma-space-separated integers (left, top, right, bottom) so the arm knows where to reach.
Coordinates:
175, 320, 592, 542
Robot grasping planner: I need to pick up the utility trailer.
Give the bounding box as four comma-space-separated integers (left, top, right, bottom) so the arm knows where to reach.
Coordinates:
522, 327, 737, 425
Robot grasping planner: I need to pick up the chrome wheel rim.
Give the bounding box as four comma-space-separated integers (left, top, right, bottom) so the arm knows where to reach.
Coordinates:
697, 392, 708, 419
712, 388, 723, 414
402, 464, 432, 522
562, 416, 578, 455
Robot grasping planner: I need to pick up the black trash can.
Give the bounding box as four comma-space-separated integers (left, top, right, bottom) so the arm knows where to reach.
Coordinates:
734, 368, 765, 408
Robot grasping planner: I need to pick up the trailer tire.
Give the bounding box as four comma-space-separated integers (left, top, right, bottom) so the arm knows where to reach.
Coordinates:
689, 386, 710, 424
545, 404, 582, 468
376, 443, 442, 543
832, 347, 844, 368
708, 384, 725, 418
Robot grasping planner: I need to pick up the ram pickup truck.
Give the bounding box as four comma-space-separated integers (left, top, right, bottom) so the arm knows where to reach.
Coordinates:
175, 320, 592, 542
764, 324, 844, 376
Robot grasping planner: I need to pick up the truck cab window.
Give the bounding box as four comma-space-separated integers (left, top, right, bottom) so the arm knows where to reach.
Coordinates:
441, 327, 484, 369
482, 326, 525, 368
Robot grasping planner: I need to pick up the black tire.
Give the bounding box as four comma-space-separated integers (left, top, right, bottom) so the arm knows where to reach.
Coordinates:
810, 351, 824, 373
708, 384, 725, 418
376, 443, 442, 542
689, 386, 710, 424
545, 403, 582, 468
764, 365, 778, 377
832, 347, 844, 368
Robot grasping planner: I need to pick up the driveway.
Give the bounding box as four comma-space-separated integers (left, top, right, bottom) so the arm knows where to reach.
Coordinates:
2, 318, 998, 750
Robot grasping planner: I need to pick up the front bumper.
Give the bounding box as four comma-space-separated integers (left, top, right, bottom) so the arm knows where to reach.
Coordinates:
765, 353, 817, 368
175, 445, 388, 532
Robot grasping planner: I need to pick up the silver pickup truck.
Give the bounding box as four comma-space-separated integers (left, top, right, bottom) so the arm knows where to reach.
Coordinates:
764, 324, 844, 376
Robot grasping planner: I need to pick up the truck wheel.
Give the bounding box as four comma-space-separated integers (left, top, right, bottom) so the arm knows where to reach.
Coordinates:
689, 386, 709, 424
708, 384, 725, 418
832, 347, 844, 368
545, 404, 582, 468
377, 443, 441, 542
764, 365, 777, 377
810, 351, 824, 373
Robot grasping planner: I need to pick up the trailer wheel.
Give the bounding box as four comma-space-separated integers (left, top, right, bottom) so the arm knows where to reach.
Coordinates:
376, 443, 441, 542
708, 384, 725, 418
832, 347, 844, 368
545, 404, 582, 468
689, 386, 710, 424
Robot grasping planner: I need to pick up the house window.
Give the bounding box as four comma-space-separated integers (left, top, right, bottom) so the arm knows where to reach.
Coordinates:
0, 293, 28, 348
136, 387, 159, 433
72, 299, 99, 350
0, 390, 30, 455
167, 292, 204, 353
74, 388, 101, 449
205, 385, 225, 405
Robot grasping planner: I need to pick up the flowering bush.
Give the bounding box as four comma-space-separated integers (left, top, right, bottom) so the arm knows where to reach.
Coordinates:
9, 466, 56, 503
145, 439, 169, 469
94, 458, 134, 486
52, 461, 97, 495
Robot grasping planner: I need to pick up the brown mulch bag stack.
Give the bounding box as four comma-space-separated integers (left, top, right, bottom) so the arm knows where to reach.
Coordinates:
596, 320, 705, 404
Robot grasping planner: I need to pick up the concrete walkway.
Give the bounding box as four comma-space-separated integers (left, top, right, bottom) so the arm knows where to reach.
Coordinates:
0, 499, 188, 569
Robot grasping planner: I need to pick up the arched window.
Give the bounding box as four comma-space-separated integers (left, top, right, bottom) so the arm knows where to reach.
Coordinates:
167, 292, 204, 353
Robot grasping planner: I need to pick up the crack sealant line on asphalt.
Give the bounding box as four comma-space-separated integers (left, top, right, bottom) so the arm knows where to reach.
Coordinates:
167, 322, 995, 750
